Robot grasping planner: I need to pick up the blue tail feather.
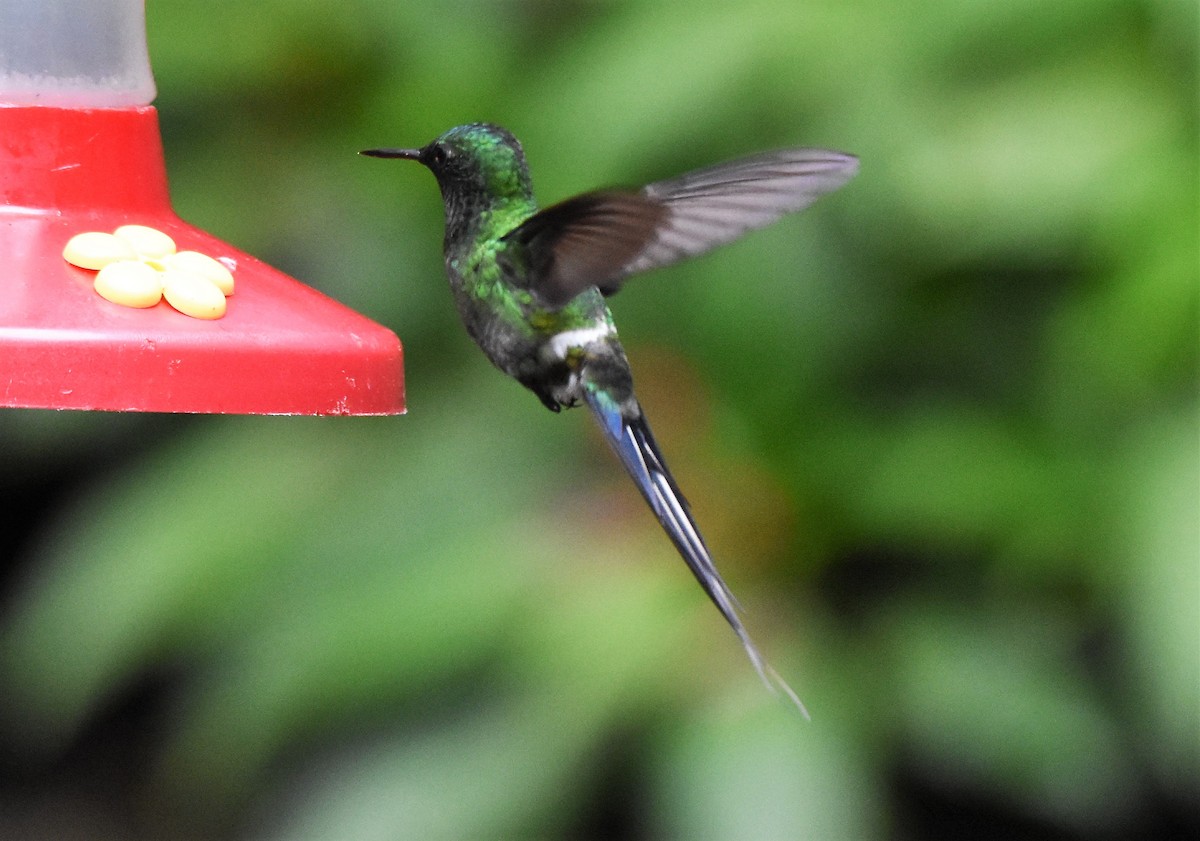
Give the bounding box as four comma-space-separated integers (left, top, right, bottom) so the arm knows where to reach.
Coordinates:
582, 381, 807, 716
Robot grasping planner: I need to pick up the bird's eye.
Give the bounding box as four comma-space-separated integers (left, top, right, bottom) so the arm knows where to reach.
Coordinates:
429, 144, 452, 167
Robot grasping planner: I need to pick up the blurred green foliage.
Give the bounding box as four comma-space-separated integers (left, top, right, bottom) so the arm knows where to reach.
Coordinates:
0, 1, 1196, 839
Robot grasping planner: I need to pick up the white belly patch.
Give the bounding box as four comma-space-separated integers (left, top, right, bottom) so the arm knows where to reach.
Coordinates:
544, 324, 613, 361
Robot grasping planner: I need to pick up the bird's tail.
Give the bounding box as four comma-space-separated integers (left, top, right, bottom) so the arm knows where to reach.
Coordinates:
581, 378, 808, 717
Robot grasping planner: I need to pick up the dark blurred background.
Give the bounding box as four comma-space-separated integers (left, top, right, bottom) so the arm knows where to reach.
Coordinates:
1, 1, 1196, 839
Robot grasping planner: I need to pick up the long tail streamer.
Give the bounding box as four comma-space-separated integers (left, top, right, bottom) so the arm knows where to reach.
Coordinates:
582, 383, 808, 717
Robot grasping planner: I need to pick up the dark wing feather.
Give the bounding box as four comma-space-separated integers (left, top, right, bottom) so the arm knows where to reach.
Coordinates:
504, 191, 667, 308
504, 148, 858, 309
628, 148, 859, 274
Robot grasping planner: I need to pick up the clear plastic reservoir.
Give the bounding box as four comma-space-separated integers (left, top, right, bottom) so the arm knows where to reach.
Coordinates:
0, 0, 155, 106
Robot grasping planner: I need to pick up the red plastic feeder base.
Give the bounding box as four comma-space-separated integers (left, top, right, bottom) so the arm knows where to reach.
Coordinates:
0, 105, 404, 415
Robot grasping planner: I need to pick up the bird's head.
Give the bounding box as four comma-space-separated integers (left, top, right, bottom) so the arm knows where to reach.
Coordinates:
363, 123, 533, 214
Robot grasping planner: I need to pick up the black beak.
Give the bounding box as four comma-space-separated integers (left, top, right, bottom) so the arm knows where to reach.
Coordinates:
360, 147, 423, 160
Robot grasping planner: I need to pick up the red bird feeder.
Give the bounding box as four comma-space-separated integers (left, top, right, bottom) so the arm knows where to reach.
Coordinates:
0, 0, 404, 414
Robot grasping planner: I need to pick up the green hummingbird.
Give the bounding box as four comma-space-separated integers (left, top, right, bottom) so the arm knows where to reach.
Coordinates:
363, 124, 857, 713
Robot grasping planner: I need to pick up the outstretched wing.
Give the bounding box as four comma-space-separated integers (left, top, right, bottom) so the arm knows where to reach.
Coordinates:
504, 148, 858, 308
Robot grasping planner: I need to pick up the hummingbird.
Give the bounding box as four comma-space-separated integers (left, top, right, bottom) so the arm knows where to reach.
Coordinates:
363, 124, 857, 714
